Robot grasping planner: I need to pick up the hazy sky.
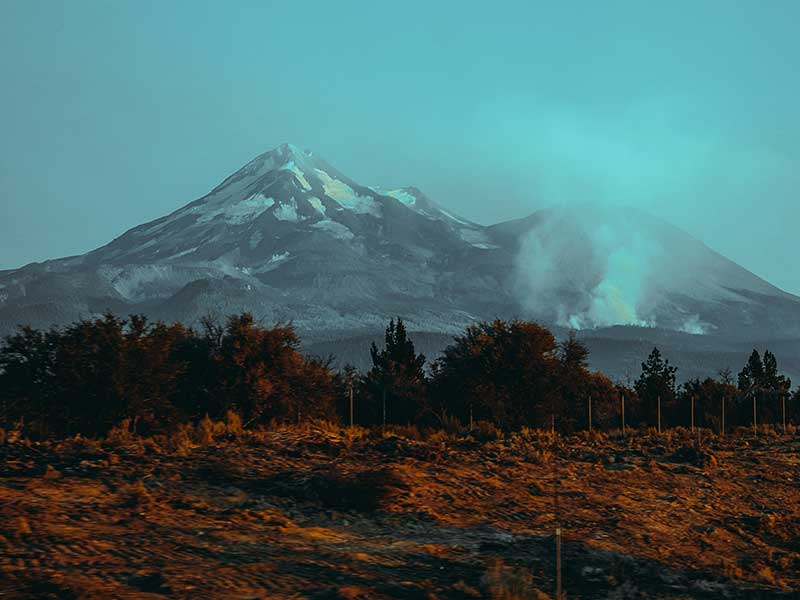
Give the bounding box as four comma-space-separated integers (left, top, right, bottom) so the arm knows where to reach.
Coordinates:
1, 1, 798, 294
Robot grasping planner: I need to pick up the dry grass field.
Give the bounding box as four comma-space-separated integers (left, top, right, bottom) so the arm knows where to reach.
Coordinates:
1, 423, 798, 599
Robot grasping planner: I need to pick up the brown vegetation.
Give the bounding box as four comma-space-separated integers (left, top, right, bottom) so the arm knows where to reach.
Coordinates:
1, 422, 798, 599
2, 315, 798, 442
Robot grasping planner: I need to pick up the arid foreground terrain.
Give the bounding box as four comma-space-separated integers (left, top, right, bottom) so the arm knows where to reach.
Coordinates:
1, 425, 798, 599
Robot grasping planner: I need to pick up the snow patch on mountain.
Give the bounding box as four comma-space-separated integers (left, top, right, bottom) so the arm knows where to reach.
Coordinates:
249, 231, 263, 250
254, 251, 292, 273
312, 219, 355, 240
315, 169, 380, 217
273, 198, 301, 222
439, 207, 472, 226
383, 188, 417, 207
282, 161, 312, 191
109, 265, 179, 301
270, 251, 290, 263
197, 193, 275, 224
165, 246, 199, 261
308, 196, 326, 216
459, 227, 498, 249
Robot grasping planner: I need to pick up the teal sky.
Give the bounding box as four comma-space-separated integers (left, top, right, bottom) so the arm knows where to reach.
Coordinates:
1, 1, 798, 294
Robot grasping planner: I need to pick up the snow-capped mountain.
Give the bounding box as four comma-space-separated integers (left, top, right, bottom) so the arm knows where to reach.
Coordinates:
0, 144, 514, 340
1, 143, 799, 367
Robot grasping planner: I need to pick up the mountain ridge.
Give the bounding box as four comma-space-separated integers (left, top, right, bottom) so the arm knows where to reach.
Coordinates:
1, 143, 799, 379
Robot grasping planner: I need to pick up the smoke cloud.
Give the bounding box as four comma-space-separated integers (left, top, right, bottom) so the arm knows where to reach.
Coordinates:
514, 204, 708, 334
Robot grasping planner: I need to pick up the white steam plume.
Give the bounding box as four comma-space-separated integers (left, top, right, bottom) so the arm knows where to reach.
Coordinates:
514, 204, 707, 333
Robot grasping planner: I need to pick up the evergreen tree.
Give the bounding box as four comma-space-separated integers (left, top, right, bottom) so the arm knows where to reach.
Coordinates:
738, 349, 765, 391
558, 331, 590, 372
634, 347, 677, 428
718, 366, 734, 386
678, 376, 737, 431
583, 371, 623, 431
791, 386, 800, 425
737, 349, 792, 426
0, 326, 57, 437
430, 320, 558, 429
762, 350, 791, 391
362, 318, 427, 426
214, 313, 337, 424
0, 312, 339, 437
556, 331, 592, 431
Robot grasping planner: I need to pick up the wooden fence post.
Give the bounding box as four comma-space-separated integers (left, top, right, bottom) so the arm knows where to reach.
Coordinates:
657, 395, 662, 434
349, 380, 354, 428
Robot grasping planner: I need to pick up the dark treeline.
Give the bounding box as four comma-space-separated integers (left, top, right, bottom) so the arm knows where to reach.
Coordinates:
0, 313, 798, 439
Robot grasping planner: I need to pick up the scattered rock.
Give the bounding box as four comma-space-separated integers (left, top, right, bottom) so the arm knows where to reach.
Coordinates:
605, 463, 634, 471
690, 524, 716, 534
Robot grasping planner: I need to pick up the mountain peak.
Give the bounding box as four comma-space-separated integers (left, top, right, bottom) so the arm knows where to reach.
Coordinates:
273, 142, 311, 161
250, 142, 314, 173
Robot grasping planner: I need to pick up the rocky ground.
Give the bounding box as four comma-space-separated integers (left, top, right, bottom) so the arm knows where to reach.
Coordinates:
1, 424, 798, 599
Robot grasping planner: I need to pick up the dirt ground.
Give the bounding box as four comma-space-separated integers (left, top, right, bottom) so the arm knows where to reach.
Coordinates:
1, 426, 798, 599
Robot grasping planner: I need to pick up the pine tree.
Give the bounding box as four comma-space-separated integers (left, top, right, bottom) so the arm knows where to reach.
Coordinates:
363, 318, 426, 426
762, 350, 791, 392
738, 349, 764, 391
634, 347, 677, 428
558, 331, 589, 372
737, 349, 792, 426
557, 331, 592, 431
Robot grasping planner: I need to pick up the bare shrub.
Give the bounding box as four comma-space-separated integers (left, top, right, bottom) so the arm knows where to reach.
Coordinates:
107, 418, 136, 445
117, 480, 153, 508
164, 423, 195, 454
471, 420, 503, 442
225, 410, 244, 437
267, 467, 404, 513
386, 424, 422, 441
315, 467, 403, 512
482, 558, 550, 599
440, 414, 464, 436
428, 429, 454, 444
526, 448, 553, 464
197, 415, 224, 445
